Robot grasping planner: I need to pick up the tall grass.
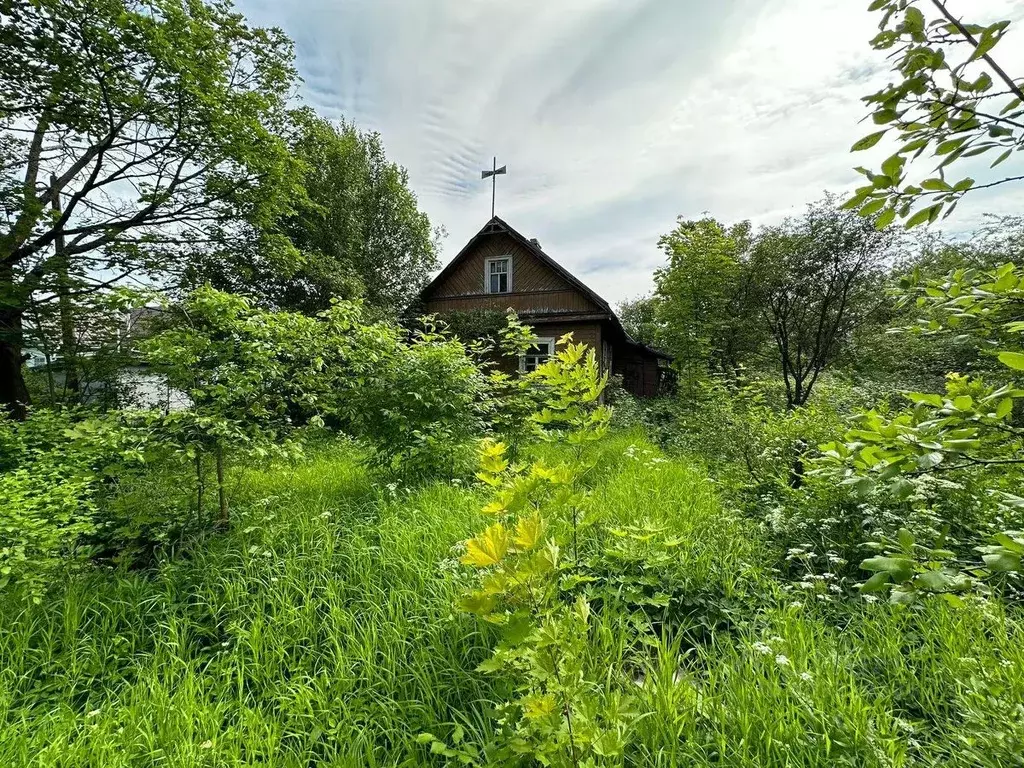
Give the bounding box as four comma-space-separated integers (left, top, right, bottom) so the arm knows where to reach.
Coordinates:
1, 434, 1021, 766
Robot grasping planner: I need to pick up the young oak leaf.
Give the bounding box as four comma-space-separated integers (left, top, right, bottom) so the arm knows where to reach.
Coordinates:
461, 522, 510, 567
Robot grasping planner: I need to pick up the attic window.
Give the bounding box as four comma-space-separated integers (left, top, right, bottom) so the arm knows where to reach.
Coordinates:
485, 257, 510, 294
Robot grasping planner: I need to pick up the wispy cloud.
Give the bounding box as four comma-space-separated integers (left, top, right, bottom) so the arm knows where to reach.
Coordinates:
238, 0, 1024, 304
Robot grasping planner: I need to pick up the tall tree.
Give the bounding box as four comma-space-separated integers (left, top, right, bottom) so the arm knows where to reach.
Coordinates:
846, 0, 1023, 226
616, 294, 664, 350
653, 217, 760, 395
190, 110, 441, 316
751, 196, 900, 409
0, 0, 300, 418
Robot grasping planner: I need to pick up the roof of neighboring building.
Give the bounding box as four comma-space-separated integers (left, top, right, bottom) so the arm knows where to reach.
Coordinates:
419, 216, 672, 361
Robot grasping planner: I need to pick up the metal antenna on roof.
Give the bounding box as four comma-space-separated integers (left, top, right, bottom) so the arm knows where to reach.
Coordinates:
481, 156, 506, 218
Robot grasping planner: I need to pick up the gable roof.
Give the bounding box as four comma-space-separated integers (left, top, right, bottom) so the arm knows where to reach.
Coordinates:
419, 216, 671, 361
421, 216, 611, 313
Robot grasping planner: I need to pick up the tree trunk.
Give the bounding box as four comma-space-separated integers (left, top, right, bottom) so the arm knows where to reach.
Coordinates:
0, 300, 30, 420
215, 443, 228, 525
195, 448, 205, 524
52, 176, 79, 399
789, 438, 807, 489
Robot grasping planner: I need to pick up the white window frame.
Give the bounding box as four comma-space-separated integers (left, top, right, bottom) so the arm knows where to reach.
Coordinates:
519, 337, 555, 373
484, 256, 512, 294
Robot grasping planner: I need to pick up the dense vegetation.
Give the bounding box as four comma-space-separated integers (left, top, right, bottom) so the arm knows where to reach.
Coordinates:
2, 0, 1024, 766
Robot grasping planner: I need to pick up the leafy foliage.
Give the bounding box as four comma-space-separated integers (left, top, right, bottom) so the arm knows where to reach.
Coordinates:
653, 217, 760, 392
0, 0, 301, 416
452, 339, 636, 766
847, 1, 1024, 226
0, 409, 143, 600
751, 196, 901, 408
816, 260, 1024, 600
189, 109, 441, 316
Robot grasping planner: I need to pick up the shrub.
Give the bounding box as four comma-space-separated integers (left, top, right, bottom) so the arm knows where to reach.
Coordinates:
0, 410, 143, 600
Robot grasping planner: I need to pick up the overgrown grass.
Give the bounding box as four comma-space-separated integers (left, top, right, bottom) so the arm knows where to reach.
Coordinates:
1, 434, 1021, 766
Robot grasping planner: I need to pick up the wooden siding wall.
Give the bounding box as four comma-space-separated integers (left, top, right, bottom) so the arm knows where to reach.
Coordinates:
490, 321, 602, 375
425, 290, 597, 315
532, 321, 601, 354
423, 233, 601, 315
612, 349, 661, 398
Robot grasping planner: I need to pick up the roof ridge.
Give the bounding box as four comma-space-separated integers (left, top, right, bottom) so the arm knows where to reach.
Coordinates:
419, 216, 611, 314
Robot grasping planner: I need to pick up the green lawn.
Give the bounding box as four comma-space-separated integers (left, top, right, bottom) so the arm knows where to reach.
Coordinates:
1, 434, 1021, 767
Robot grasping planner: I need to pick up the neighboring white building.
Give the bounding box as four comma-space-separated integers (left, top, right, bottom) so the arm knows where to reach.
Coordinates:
25, 306, 189, 411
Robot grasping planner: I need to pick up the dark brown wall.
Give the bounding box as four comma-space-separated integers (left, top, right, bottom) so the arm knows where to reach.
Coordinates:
425, 291, 599, 315
613, 345, 662, 398
491, 320, 604, 375
530, 320, 601, 354
423, 234, 602, 315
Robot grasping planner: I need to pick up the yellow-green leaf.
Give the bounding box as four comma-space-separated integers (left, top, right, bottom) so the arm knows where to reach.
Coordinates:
481, 500, 506, 515
998, 351, 1024, 371
513, 514, 546, 551
461, 523, 510, 567
996, 398, 1014, 419
522, 693, 557, 719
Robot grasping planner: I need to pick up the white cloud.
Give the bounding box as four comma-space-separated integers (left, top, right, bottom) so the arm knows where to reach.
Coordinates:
238, 0, 1024, 305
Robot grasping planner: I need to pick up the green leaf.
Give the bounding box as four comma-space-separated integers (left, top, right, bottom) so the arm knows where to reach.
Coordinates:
982, 551, 1021, 572
997, 352, 1024, 371
852, 131, 887, 151
891, 478, 915, 501
853, 476, 875, 497
969, 28, 1001, 62
916, 569, 955, 591
921, 178, 951, 192
993, 533, 1024, 554
907, 392, 943, 407
861, 556, 915, 582
889, 587, 917, 606
991, 149, 1013, 168
875, 208, 896, 230
904, 207, 933, 229
842, 191, 871, 210
859, 198, 888, 217
904, 6, 925, 32
881, 153, 904, 178
897, 528, 915, 552
995, 398, 1014, 419
860, 571, 891, 593
935, 137, 966, 155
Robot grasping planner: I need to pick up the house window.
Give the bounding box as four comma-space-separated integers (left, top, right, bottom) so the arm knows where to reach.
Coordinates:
520, 337, 555, 373
485, 257, 510, 294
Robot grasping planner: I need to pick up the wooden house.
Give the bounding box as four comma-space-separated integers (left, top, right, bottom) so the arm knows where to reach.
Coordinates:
419, 216, 671, 397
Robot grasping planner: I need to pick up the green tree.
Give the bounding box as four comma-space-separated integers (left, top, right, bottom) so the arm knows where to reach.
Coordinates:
846, 0, 1023, 226
653, 217, 757, 396
751, 197, 900, 409
0, 0, 300, 418
616, 294, 665, 350
191, 110, 442, 316
840, 220, 1022, 392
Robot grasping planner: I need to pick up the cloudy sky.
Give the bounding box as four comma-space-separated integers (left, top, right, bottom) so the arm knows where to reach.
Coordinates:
237, 0, 1024, 305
